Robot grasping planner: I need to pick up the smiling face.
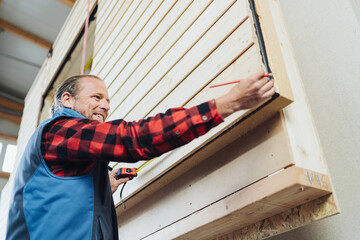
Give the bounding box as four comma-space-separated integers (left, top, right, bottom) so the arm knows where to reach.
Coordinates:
61, 76, 110, 122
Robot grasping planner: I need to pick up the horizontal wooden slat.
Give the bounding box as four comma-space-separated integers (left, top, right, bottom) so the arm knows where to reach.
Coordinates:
94, 0, 126, 53
108, 0, 236, 120
97, 0, 211, 107
143, 166, 331, 240
94, 1, 151, 77
135, 15, 252, 120
97, 0, 167, 80
93, 0, 112, 29
94, 0, 119, 37
93, 0, 141, 71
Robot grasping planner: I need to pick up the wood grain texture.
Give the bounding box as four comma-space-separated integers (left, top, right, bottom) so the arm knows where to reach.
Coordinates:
116, 113, 294, 239
143, 166, 332, 240
213, 194, 338, 240
92, 0, 144, 73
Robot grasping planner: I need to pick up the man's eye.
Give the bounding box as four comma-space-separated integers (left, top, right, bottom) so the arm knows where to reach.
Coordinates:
93, 95, 101, 100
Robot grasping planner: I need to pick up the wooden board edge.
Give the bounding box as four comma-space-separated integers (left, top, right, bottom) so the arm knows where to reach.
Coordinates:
254, 0, 294, 102
142, 166, 335, 240
215, 194, 339, 240
115, 94, 293, 213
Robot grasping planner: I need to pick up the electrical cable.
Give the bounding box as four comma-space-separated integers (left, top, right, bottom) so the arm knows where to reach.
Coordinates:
119, 182, 127, 209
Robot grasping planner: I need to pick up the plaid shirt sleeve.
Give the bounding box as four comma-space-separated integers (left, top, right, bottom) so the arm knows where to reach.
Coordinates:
41, 100, 223, 177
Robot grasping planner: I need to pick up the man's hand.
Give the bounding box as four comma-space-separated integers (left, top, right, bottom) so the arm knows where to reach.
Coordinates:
215, 69, 275, 118
109, 168, 129, 194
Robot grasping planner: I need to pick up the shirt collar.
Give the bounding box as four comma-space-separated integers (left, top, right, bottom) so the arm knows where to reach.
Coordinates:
52, 107, 86, 119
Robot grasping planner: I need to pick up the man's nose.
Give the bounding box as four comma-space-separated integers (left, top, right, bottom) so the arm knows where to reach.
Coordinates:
101, 99, 110, 112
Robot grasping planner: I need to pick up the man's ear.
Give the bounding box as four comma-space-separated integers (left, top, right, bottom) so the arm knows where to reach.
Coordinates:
61, 92, 75, 109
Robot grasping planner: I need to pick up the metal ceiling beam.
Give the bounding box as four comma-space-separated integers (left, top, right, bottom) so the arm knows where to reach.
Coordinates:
57, 0, 76, 7
0, 18, 52, 50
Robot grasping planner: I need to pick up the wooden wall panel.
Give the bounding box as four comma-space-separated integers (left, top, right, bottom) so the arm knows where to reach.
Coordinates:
116, 113, 295, 239
106, 0, 237, 119
94, 0, 133, 58
98, 0, 169, 82
92, 0, 299, 223
92, 0, 143, 72
103, 0, 213, 115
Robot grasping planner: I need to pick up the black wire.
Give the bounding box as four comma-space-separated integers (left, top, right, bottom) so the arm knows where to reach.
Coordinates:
120, 182, 127, 209
248, 0, 272, 74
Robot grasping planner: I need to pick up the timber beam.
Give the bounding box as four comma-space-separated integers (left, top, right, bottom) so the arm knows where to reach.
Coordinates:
57, 0, 76, 8
0, 18, 52, 50
0, 96, 23, 125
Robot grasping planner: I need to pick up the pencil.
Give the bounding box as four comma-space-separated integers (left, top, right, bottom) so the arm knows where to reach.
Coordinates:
209, 73, 273, 88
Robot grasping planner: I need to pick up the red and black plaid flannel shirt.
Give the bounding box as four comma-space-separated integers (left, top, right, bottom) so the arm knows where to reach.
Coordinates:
41, 100, 223, 177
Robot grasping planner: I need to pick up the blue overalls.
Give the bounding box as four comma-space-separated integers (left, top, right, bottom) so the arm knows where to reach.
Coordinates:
6, 108, 118, 239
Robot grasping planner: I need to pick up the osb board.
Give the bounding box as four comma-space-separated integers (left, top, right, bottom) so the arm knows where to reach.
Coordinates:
143, 166, 333, 240
214, 194, 338, 240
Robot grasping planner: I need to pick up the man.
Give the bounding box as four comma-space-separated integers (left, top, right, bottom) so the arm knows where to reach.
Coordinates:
6, 69, 274, 239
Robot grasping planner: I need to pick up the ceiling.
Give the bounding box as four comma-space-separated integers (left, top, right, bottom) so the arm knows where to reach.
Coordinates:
0, 0, 73, 139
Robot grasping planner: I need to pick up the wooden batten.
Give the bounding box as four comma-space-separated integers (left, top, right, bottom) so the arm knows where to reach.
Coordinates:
143, 166, 332, 240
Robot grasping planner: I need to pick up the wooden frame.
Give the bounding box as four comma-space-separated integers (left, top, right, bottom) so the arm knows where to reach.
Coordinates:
143, 166, 332, 240
102, 0, 295, 211
92, 0, 336, 238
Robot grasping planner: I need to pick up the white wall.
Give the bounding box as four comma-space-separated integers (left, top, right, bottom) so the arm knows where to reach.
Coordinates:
270, 0, 360, 239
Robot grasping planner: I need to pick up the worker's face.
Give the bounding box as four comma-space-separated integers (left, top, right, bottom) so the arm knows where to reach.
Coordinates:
62, 77, 110, 123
